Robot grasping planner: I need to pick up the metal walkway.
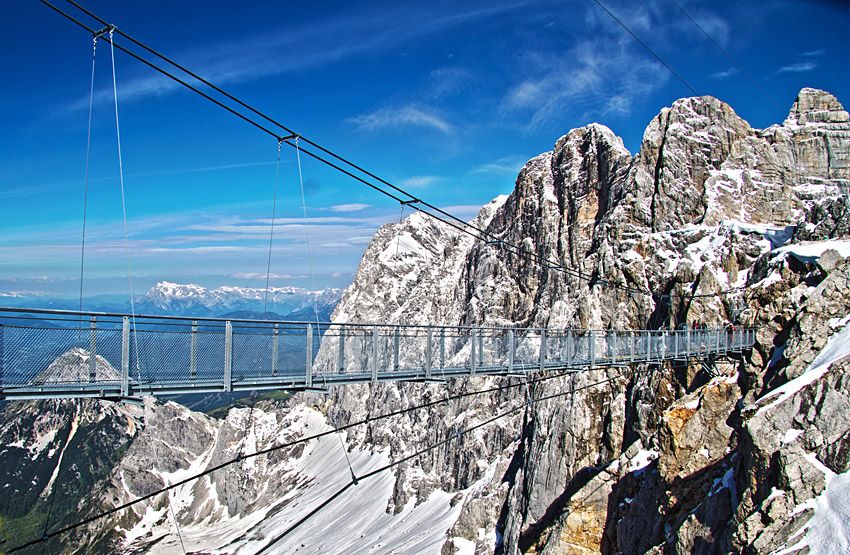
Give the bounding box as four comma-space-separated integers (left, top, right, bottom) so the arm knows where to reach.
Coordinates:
0, 307, 754, 401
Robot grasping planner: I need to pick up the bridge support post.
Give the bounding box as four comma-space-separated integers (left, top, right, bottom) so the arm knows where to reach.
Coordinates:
425, 328, 433, 379
89, 316, 97, 382
589, 331, 595, 368
674, 330, 679, 359
0, 323, 4, 387
539, 329, 546, 372
470, 329, 477, 375
439, 328, 445, 369
478, 331, 485, 368
190, 321, 198, 380
508, 329, 515, 373
224, 321, 232, 392
121, 317, 130, 397
371, 327, 379, 384
272, 323, 279, 376
338, 325, 346, 373
306, 324, 313, 388
393, 328, 400, 372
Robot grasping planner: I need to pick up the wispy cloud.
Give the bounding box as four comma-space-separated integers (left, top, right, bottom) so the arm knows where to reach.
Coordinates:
711, 67, 741, 80
399, 175, 440, 188
348, 105, 453, 134
328, 203, 371, 212
59, 1, 534, 114
471, 155, 528, 175
776, 61, 818, 73
801, 49, 826, 57
502, 34, 669, 130
427, 67, 475, 98
231, 271, 309, 280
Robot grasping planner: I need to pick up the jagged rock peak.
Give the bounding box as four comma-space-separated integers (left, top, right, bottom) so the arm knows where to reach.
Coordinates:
787, 87, 850, 125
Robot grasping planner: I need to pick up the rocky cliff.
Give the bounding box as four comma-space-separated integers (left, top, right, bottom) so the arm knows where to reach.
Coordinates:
321, 87, 850, 554
1, 88, 848, 554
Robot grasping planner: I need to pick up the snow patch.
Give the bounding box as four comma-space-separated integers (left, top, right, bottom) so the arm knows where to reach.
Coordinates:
757, 320, 850, 414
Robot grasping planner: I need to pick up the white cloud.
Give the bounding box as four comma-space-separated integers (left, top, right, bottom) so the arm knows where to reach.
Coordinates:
231, 272, 308, 280
328, 203, 371, 212
801, 49, 826, 57
503, 35, 670, 130
777, 61, 817, 74
711, 67, 741, 80
348, 105, 453, 134
59, 1, 534, 115
471, 155, 529, 175
399, 175, 440, 188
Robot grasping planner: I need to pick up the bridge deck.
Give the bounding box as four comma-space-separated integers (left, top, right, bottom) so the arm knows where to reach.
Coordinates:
0, 308, 754, 401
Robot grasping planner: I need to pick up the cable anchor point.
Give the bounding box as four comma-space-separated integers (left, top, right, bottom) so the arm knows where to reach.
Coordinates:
92, 24, 114, 40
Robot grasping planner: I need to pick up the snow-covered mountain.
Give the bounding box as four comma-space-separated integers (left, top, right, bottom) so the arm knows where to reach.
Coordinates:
2, 88, 849, 554
136, 281, 343, 319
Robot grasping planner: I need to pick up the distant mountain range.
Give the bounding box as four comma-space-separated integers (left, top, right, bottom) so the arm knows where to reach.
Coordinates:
0, 281, 343, 321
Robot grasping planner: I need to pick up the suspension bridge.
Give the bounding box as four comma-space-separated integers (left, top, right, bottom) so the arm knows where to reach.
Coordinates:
0, 307, 753, 401
0, 3, 757, 403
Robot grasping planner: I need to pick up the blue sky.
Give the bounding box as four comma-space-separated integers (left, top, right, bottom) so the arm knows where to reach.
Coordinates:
1, 0, 848, 299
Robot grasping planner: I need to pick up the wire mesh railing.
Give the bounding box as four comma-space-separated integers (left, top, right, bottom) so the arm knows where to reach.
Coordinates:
0, 307, 755, 400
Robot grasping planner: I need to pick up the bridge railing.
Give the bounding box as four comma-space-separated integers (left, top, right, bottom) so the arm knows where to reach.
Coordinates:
0, 307, 755, 399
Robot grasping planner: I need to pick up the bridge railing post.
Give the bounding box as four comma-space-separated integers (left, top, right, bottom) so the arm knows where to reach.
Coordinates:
425, 328, 433, 379
686, 328, 691, 361
338, 325, 346, 373
630, 331, 635, 363
190, 320, 198, 381
394, 328, 401, 372
89, 316, 97, 383
272, 323, 279, 376
566, 330, 573, 364
371, 327, 379, 384
674, 330, 679, 359
0, 323, 4, 387
223, 321, 232, 392
440, 328, 445, 369
470, 328, 477, 375
589, 330, 596, 368
306, 324, 313, 388
661, 330, 667, 360
479, 330, 485, 368
539, 329, 546, 372
508, 329, 515, 373
121, 316, 129, 397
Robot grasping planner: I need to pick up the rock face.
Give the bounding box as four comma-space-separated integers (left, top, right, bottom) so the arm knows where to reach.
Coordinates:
321, 87, 850, 554
1, 88, 849, 554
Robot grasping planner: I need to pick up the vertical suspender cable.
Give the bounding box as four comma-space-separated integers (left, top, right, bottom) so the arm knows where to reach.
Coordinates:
78, 35, 98, 319
263, 140, 283, 315
108, 27, 141, 381
294, 138, 321, 329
